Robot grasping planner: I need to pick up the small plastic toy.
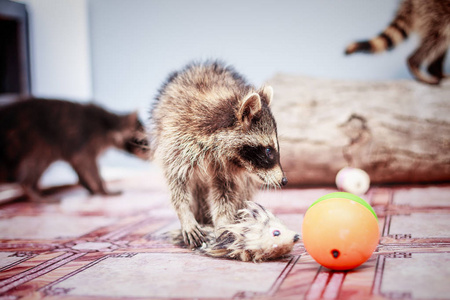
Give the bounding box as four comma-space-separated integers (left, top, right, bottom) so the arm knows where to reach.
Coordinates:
302, 192, 379, 270
335, 167, 370, 195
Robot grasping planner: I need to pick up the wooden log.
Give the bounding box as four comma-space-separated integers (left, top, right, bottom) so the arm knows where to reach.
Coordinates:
268, 75, 450, 186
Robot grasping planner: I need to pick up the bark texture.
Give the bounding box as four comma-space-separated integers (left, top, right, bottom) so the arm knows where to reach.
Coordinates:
268, 75, 450, 185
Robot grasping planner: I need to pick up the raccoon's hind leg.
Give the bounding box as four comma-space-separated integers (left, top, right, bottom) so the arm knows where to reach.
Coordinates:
427, 51, 447, 80
407, 34, 448, 85
70, 155, 121, 196
16, 155, 52, 201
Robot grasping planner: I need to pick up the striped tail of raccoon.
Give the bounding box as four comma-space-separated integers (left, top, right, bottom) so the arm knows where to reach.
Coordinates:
169, 201, 300, 262
345, 0, 450, 85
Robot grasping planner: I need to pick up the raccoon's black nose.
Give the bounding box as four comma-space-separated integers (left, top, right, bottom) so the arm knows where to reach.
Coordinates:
293, 234, 300, 243
281, 177, 288, 186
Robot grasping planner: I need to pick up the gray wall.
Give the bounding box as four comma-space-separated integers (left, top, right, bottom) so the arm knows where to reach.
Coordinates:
88, 0, 449, 113
22, 0, 92, 101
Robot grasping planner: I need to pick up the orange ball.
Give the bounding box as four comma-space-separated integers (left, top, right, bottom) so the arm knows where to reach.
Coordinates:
302, 192, 379, 270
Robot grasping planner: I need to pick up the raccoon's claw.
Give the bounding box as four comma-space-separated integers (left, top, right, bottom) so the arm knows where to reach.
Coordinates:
182, 225, 207, 248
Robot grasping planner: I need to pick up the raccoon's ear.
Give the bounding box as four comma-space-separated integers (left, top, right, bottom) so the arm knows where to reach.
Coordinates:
260, 85, 273, 106
238, 92, 262, 128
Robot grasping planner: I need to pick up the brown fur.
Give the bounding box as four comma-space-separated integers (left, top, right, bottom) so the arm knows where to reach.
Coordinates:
150, 61, 287, 248
170, 201, 300, 262
0, 98, 149, 201
345, 0, 450, 85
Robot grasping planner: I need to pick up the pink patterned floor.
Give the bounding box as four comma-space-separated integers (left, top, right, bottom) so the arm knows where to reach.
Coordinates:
0, 170, 449, 299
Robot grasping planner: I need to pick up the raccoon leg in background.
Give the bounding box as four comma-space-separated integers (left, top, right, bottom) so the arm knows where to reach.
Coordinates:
70, 156, 121, 196
407, 35, 448, 85
16, 155, 52, 201
427, 51, 448, 80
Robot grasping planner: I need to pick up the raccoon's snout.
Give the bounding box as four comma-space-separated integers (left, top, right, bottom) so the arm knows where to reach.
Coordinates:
281, 177, 288, 186
293, 234, 300, 243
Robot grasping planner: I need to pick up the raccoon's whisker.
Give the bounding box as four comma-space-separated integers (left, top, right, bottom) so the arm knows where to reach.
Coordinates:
269, 174, 279, 190
262, 180, 269, 192
267, 176, 274, 191
258, 184, 264, 193
274, 177, 281, 190
272, 178, 277, 189
271, 181, 278, 190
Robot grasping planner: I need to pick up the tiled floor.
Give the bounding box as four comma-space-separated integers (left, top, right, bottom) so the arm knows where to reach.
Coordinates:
0, 170, 449, 299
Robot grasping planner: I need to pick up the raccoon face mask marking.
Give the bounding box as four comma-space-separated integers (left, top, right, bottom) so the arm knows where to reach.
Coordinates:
237, 143, 287, 187
238, 145, 278, 170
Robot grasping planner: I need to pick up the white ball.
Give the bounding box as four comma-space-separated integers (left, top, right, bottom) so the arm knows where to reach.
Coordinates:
335, 167, 370, 195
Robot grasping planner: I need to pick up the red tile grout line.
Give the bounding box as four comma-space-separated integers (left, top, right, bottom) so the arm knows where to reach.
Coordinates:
0, 242, 56, 251
266, 255, 301, 296
323, 271, 346, 299
381, 188, 394, 238
0, 252, 85, 295
304, 267, 347, 300
232, 255, 302, 299
371, 254, 386, 296
0, 252, 72, 288
305, 269, 329, 299
98, 218, 154, 241
373, 188, 390, 297
0, 253, 37, 273
382, 215, 392, 238
40, 254, 113, 294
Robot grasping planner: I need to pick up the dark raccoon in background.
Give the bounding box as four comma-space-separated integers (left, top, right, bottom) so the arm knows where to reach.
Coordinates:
0, 98, 149, 201
345, 0, 450, 85
149, 61, 287, 248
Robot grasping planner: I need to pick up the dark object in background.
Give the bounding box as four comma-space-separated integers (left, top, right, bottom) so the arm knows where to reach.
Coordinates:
0, 98, 149, 201
345, 0, 450, 85
0, 0, 31, 105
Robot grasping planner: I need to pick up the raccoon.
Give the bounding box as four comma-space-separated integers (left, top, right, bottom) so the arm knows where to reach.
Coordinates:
345, 0, 450, 85
170, 201, 300, 262
0, 98, 149, 201
150, 61, 287, 248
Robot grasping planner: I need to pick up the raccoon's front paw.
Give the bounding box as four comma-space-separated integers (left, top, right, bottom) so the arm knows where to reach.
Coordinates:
182, 224, 207, 248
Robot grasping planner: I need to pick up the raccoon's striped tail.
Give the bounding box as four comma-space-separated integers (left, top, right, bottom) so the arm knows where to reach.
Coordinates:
345, 3, 412, 55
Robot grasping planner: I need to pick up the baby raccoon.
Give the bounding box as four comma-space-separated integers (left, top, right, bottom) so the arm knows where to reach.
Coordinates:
0, 98, 148, 201
150, 61, 287, 248
171, 201, 300, 262
345, 0, 450, 85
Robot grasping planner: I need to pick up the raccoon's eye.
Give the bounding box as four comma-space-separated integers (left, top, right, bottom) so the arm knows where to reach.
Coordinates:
265, 147, 274, 160
272, 230, 281, 237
